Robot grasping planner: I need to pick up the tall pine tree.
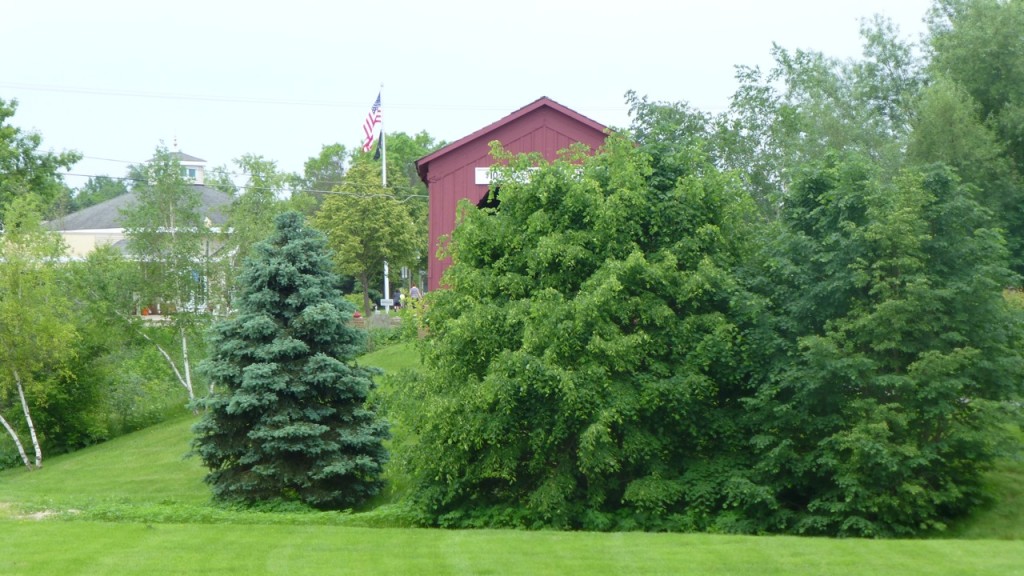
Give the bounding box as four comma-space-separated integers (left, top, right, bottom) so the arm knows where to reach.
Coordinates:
192, 211, 388, 509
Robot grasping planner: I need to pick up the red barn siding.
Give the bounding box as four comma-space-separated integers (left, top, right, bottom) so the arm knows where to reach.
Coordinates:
417, 97, 608, 291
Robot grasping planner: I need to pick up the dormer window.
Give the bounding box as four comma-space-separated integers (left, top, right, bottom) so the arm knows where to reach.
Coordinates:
168, 151, 206, 184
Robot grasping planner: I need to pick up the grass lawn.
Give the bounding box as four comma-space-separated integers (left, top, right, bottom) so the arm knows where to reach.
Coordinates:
0, 413, 208, 509
1, 342, 1021, 575
359, 339, 421, 373
2, 520, 1022, 576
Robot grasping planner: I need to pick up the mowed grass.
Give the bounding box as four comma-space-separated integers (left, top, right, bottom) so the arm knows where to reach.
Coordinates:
1, 412, 208, 509
1, 342, 1022, 575
3, 521, 1023, 576
359, 339, 421, 374
2, 341, 422, 511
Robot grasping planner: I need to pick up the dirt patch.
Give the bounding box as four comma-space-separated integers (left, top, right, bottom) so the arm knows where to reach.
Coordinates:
21, 510, 58, 520
2, 504, 80, 521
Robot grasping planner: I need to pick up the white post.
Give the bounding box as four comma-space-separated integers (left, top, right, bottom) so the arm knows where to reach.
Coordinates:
382, 260, 392, 313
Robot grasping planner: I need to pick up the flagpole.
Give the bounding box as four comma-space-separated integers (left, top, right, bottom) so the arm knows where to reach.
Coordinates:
378, 84, 390, 312
380, 83, 387, 188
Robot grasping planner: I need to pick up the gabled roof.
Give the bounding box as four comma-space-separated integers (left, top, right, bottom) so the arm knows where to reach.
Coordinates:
170, 151, 206, 163
144, 151, 206, 163
45, 185, 232, 231
416, 96, 607, 184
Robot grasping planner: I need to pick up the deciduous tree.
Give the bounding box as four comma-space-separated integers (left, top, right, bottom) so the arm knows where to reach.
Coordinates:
0, 98, 81, 221
120, 146, 212, 400
312, 159, 419, 317
228, 154, 290, 260
204, 164, 238, 196
72, 176, 129, 211
292, 143, 347, 205
922, 0, 1024, 269
391, 135, 767, 530
0, 195, 77, 470
927, 0, 1024, 173
709, 16, 922, 216
751, 156, 1024, 536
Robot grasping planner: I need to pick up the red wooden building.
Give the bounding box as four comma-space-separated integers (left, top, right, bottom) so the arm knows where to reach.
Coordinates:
415, 96, 609, 291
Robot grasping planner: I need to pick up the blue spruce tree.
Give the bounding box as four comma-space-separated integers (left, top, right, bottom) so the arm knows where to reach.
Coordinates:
192, 211, 388, 509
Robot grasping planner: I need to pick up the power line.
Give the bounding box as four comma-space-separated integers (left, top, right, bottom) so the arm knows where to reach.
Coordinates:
81, 155, 140, 165
80, 156, 346, 184
61, 172, 428, 202
74, 154, 436, 195
70, 160, 416, 196
1, 81, 629, 113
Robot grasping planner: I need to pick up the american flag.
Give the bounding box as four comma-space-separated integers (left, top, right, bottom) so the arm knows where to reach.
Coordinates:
362, 92, 382, 152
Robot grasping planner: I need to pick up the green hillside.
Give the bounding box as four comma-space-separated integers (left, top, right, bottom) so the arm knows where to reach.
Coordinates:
0, 342, 1021, 575
1, 413, 206, 509
1, 340, 422, 513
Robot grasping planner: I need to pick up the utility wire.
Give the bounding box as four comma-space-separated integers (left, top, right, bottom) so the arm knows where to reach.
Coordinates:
1, 81, 629, 113
80, 155, 350, 184
71, 155, 432, 198
61, 172, 428, 202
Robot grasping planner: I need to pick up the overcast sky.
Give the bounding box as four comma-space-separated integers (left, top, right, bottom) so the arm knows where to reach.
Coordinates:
3, 0, 935, 190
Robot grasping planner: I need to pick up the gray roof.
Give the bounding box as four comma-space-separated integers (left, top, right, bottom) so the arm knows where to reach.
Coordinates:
143, 151, 206, 163
46, 185, 232, 231
170, 151, 206, 163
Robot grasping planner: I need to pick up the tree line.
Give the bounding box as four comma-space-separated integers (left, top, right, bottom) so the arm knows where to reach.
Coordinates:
386, 0, 1024, 536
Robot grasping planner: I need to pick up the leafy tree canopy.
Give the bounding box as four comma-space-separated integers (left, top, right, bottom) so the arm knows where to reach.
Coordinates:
0, 98, 81, 222
921, 0, 1024, 270
928, 0, 1024, 172
293, 143, 347, 204
120, 147, 209, 311
312, 159, 419, 317
0, 194, 77, 469
226, 154, 300, 263
391, 134, 769, 531
72, 176, 129, 212
751, 155, 1024, 535
204, 164, 239, 196
708, 15, 923, 216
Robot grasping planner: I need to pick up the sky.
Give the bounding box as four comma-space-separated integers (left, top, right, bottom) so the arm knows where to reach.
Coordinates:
2, 0, 935, 190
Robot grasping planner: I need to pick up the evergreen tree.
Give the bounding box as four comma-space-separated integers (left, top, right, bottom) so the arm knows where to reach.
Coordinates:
192, 211, 388, 509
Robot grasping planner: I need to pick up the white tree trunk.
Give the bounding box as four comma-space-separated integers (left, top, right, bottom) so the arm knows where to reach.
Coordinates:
179, 326, 197, 396
137, 328, 194, 400
115, 311, 194, 400
0, 410, 32, 470
14, 369, 42, 469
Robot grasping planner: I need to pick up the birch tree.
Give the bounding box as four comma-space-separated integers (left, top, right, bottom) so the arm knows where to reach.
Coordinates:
216, 154, 312, 306
0, 195, 77, 470
120, 147, 211, 401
